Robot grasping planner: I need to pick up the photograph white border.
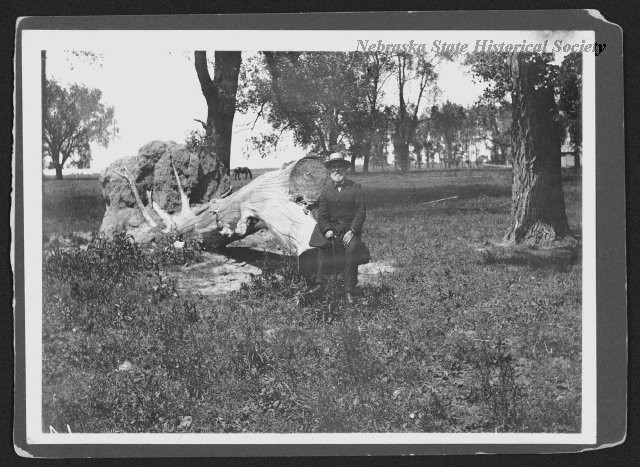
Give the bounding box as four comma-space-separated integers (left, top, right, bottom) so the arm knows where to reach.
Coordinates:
21, 28, 597, 445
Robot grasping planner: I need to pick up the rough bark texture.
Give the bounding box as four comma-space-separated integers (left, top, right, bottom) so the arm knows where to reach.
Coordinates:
194, 51, 242, 174
504, 54, 573, 246
100, 141, 229, 239
100, 145, 328, 256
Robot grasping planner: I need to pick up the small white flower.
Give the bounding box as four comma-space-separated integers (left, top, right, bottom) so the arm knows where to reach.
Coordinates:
173, 240, 185, 249
178, 416, 192, 429
263, 329, 277, 343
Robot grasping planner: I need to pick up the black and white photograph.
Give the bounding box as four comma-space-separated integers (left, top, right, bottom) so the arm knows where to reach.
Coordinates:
12, 12, 627, 455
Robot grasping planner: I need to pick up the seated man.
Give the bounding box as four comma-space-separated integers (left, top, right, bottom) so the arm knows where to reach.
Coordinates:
309, 152, 369, 304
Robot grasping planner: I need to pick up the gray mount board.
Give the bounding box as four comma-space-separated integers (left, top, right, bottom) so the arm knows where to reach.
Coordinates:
13, 10, 626, 457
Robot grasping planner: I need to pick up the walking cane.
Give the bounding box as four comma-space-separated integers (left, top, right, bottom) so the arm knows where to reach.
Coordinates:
331, 237, 338, 290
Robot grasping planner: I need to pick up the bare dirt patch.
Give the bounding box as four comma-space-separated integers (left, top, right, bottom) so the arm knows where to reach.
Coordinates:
166, 249, 398, 297
358, 261, 398, 285
166, 252, 263, 296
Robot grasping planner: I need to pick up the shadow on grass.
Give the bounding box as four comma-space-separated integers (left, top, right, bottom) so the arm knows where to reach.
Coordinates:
482, 246, 581, 272
224, 246, 283, 266
225, 246, 319, 281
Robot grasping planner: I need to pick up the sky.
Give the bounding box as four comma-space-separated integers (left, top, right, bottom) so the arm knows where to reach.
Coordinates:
46, 50, 489, 171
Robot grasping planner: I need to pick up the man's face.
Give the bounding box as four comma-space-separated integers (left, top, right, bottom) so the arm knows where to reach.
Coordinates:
329, 165, 346, 184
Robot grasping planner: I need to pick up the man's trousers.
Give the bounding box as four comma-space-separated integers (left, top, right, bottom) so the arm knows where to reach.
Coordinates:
315, 237, 362, 294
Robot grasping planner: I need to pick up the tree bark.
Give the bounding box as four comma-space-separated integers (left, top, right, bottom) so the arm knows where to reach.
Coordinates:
106, 157, 328, 256
504, 54, 573, 246
194, 51, 242, 175
49, 146, 64, 180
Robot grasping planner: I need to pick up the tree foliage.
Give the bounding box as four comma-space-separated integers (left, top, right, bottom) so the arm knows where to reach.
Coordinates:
341, 52, 395, 172
413, 113, 442, 168
429, 101, 468, 160
466, 51, 580, 158
388, 52, 440, 172
43, 80, 118, 179
239, 52, 361, 157
238, 51, 450, 173
239, 52, 399, 174
466, 102, 512, 163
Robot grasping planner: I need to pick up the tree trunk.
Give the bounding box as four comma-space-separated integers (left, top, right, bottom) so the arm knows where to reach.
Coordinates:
194, 51, 242, 174
104, 157, 328, 256
491, 139, 499, 163
349, 151, 357, 175
362, 137, 372, 174
54, 163, 63, 180
504, 54, 573, 246
364, 125, 381, 174
574, 150, 581, 169
392, 132, 409, 172
414, 143, 423, 168
393, 116, 419, 173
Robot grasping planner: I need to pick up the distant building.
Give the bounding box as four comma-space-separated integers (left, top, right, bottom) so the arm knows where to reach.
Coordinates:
466, 138, 492, 165
560, 128, 578, 168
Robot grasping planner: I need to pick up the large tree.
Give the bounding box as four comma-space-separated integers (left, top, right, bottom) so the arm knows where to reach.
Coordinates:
429, 101, 468, 164
43, 80, 118, 180
238, 51, 394, 175
468, 52, 573, 245
413, 113, 442, 168
389, 52, 438, 172
240, 52, 355, 158
341, 52, 394, 173
194, 51, 242, 174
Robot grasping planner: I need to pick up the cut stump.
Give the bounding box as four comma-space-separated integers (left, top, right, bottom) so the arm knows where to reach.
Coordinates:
100, 151, 328, 256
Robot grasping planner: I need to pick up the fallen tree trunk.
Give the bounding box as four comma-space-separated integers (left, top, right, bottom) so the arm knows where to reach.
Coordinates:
100, 155, 328, 256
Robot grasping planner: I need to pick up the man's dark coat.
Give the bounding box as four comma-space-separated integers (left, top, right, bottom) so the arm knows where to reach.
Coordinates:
309, 178, 366, 248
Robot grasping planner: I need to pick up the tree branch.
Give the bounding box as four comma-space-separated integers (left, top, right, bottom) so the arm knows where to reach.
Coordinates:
250, 101, 266, 131
413, 73, 430, 120
114, 167, 158, 228
194, 51, 213, 88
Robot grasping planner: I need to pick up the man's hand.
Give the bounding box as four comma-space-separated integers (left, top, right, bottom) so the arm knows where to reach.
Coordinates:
342, 230, 354, 246
325, 230, 335, 239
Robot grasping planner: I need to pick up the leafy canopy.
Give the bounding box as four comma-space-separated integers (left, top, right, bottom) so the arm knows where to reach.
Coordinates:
428, 101, 468, 159
43, 80, 118, 169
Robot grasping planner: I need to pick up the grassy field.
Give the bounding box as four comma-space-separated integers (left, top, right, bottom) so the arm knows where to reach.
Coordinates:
42, 168, 582, 433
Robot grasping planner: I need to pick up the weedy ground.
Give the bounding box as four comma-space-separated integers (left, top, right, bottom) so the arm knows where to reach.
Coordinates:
42, 168, 581, 433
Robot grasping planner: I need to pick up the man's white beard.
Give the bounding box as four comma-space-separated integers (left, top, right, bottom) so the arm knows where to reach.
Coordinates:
331, 173, 345, 184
